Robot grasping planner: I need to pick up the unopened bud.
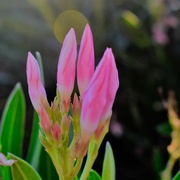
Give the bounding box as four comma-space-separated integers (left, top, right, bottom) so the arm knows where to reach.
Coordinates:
52, 121, 62, 142
39, 107, 52, 134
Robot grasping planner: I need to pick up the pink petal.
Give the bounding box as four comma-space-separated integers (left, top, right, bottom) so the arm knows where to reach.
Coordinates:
80, 50, 109, 137
77, 24, 95, 95
57, 28, 77, 102
72, 93, 81, 114
100, 48, 119, 121
0, 153, 16, 166
52, 121, 61, 141
80, 48, 119, 138
39, 106, 52, 133
26, 52, 47, 111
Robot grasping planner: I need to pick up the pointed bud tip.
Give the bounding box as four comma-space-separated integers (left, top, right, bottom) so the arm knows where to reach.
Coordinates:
67, 28, 76, 38
28, 51, 33, 57
27, 52, 36, 65
84, 24, 91, 32
53, 121, 61, 141
105, 48, 113, 55
27, 52, 38, 70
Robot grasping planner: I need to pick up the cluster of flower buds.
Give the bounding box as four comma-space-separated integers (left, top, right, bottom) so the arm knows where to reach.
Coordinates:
26, 24, 119, 179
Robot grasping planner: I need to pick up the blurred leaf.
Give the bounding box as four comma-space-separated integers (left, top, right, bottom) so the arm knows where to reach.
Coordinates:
147, 0, 165, 18
172, 170, 180, 180
0, 166, 3, 178
35, 52, 45, 85
8, 153, 42, 180
155, 122, 172, 137
0, 166, 11, 180
87, 169, 101, 180
152, 148, 163, 180
38, 148, 58, 180
121, 10, 150, 47
122, 10, 140, 28
0, 83, 25, 157
26, 0, 55, 26
102, 142, 115, 180
26, 112, 42, 169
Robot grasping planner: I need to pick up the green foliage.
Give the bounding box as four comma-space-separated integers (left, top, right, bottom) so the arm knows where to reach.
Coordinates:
0, 83, 25, 157
0, 83, 25, 180
152, 148, 164, 180
0, 166, 11, 180
26, 113, 59, 179
1, 0, 180, 179
87, 169, 101, 180
26, 112, 42, 169
0, 83, 41, 179
173, 171, 180, 180
0, 81, 58, 179
155, 122, 172, 137
121, 10, 150, 47
102, 142, 115, 180
9, 153, 42, 180
38, 148, 58, 180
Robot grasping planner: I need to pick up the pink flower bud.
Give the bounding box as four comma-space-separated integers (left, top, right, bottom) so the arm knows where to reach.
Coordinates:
39, 107, 52, 133
26, 52, 47, 111
80, 50, 109, 139
72, 93, 81, 114
77, 24, 95, 95
80, 48, 119, 139
100, 48, 119, 121
52, 121, 61, 141
57, 28, 77, 102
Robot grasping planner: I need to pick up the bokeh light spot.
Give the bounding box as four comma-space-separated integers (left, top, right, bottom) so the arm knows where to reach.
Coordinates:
53, 10, 89, 44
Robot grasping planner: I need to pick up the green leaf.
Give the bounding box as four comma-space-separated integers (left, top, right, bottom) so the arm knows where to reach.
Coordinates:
155, 122, 172, 137
0, 166, 3, 178
8, 153, 42, 180
121, 10, 150, 47
173, 170, 180, 180
102, 142, 115, 180
152, 148, 163, 179
0, 166, 11, 180
35, 52, 44, 85
38, 148, 58, 180
26, 112, 42, 169
87, 169, 101, 180
73, 176, 78, 180
0, 83, 25, 157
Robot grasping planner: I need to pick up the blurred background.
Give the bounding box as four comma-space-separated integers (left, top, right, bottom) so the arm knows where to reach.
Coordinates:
1, 0, 180, 179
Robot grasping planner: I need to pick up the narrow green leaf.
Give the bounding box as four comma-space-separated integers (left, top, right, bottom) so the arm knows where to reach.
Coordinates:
38, 148, 58, 180
0, 166, 11, 180
26, 112, 42, 169
155, 122, 172, 137
173, 171, 180, 180
87, 169, 101, 180
121, 10, 150, 47
102, 142, 115, 180
35, 52, 44, 85
0, 166, 3, 178
8, 153, 42, 180
152, 148, 163, 179
0, 83, 25, 157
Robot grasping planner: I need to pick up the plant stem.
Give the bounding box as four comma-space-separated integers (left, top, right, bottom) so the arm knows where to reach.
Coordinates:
80, 118, 111, 180
80, 149, 98, 180
161, 155, 176, 180
47, 147, 63, 180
